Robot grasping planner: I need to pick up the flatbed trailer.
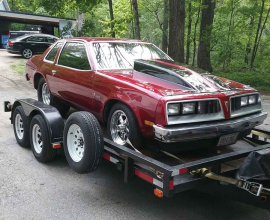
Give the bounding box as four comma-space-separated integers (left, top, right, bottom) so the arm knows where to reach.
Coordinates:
4, 99, 270, 212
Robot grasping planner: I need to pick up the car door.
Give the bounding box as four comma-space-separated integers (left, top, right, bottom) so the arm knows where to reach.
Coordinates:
42, 42, 63, 93
26, 36, 47, 53
49, 41, 95, 111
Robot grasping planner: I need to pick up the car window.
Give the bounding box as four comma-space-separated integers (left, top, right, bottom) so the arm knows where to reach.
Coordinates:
45, 42, 62, 62
27, 36, 45, 42
47, 37, 57, 43
58, 42, 91, 70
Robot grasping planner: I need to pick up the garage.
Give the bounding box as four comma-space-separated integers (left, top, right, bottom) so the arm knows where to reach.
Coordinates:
0, 2, 77, 48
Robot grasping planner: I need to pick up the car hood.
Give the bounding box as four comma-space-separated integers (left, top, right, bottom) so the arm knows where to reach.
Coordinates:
97, 59, 256, 96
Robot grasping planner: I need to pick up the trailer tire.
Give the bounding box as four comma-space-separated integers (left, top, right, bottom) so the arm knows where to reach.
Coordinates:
13, 106, 30, 148
63, 112, 104, 174
30, 114, 57, 162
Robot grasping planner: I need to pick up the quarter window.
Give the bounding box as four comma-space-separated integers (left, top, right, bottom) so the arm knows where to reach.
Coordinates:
45, 42, 62, 62
58, 42, 91, 70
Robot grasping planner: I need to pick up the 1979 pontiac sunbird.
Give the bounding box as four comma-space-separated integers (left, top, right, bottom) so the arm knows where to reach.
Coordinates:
25, 37, 267, 151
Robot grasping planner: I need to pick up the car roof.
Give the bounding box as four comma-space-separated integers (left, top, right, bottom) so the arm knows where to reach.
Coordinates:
27, 34, 58, 38
65, 37, 148, 43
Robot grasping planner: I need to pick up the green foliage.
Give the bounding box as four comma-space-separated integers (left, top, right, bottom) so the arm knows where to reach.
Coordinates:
11, 61, 27, 75
214, 71, 270, 91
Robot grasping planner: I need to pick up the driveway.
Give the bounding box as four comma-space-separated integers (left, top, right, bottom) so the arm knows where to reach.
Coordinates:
0, 50, 269, 220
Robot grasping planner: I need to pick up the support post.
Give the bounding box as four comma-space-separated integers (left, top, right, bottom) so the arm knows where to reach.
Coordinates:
124, 156, 134, 183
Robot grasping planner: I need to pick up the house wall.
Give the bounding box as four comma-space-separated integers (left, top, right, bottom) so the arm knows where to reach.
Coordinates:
0, 3, 6, 11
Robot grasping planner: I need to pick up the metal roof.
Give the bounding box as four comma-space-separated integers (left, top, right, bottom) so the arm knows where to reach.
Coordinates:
0, 10, 76, 26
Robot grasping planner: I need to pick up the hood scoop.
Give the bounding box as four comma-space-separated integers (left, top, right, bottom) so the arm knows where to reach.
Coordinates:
134, 60, 195, 91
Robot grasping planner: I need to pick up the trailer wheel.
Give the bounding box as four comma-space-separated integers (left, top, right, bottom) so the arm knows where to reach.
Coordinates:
30, 114, 57, 162
63, 112, 104, 174
12, 106, 30, 148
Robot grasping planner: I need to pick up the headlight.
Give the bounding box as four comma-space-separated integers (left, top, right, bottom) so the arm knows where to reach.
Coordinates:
241, 96, 248, 106
167, 104, 180, 116
258, 95, 261, 103
182, 102, 196, 114
248, 95, 256, 105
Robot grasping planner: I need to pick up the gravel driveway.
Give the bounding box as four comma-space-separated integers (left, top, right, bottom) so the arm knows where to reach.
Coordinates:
0, 49, 269, 220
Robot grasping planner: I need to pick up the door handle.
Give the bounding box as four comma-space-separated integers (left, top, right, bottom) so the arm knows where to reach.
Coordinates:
52, 70, 57, 76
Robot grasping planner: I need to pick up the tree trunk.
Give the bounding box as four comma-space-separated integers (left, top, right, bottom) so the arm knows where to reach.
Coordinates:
108, 0, 115, 38
168, 0, 185, 63
162, 0, 169, 53
192, 1, 201, 66
222, 0, 234, 70
250, 0, 265, 69
186, 2, 192, 64
197, 0, 215, 72
132, 0, 141, 39
245, 17, 254, 64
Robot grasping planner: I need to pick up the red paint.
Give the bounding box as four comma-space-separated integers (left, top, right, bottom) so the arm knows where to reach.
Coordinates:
103, 153, 110, 161
179, 168, 188, 174
135, 169, 153, 183
26, 37, 259, 141
169, 180, 174, 190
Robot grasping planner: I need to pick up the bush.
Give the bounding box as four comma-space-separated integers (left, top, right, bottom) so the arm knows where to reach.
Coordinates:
213, 71, 270, 91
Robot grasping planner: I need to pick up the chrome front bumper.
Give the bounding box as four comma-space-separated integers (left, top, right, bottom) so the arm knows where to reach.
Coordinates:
153, 112, 268, 143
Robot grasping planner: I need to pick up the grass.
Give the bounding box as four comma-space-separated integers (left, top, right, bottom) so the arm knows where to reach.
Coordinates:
213, 71, 270, 92
11, 61, 27, 75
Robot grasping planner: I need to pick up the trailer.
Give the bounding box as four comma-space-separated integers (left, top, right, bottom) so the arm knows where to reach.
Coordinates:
4, 99, 270, 212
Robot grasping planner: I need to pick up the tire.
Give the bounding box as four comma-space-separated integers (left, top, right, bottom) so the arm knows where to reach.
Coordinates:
30, 114, 57, 162
37, 77, 70, 116
22, 48, 33, 59
63, 112, 104, 174
12, 106, 30, 148
37, 77, 51, 105
107, 102, 142, 149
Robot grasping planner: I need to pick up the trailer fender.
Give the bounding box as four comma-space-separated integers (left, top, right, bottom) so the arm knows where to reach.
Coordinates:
11, 99, 64, 144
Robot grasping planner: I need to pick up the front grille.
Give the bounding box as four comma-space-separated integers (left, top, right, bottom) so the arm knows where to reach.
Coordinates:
230, 93, 262, 118
166, 99, 224, 125
197, 100, 221, 114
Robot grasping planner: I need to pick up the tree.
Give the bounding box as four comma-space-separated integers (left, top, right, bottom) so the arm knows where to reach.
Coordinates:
186, 2, 192, 64
192, 0, 201, 66
108, 0, 115, 37
162, 0, 169, 53
197, 0, 215, 72
250, 0, 270, 68
168, 0, 185, 63
132, 0, 141, 39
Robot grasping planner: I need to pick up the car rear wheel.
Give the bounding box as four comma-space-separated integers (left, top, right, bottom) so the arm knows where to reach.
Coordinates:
107, 103, 143, 149
22, 48, 33, 59
37, 77, 70, 116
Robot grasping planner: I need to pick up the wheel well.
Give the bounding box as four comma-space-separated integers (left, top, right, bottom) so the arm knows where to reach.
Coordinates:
103, 99, 119, 122
34, 73, 43, 90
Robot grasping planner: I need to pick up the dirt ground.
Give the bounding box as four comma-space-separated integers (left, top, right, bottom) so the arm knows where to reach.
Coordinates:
0, 49, 269, 220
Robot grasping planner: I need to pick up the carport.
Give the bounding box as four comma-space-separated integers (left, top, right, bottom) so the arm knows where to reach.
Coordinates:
0, 10, 77, 36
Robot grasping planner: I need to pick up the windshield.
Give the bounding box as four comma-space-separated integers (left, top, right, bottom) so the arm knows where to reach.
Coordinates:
92, 42, 171, 70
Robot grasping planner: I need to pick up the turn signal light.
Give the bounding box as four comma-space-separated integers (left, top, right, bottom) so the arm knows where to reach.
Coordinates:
154, 189, 163, 198
52, 143, 61, 149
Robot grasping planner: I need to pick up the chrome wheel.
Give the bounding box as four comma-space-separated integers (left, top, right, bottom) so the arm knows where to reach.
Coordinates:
32, 124, 43, 154
15, 114, 24, 140
110, 110, 129, 145
23, 49, 33, 59
42, 83, 50, 105
67, 124, 85, 162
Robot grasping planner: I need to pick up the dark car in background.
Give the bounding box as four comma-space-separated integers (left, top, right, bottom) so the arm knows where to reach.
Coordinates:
6, 34, 59, 59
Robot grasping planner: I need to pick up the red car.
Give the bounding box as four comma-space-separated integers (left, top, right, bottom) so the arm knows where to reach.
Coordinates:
25, 37, 267, 151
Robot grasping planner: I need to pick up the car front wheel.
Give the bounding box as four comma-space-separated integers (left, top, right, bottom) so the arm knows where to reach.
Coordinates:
107, 103, 142, 149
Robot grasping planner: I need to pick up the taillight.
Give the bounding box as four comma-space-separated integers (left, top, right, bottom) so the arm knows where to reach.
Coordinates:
8, 41, 14, 46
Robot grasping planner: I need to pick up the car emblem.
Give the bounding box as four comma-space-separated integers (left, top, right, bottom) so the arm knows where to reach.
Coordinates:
94, 93, 101, 100
225, 101, 229, 112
